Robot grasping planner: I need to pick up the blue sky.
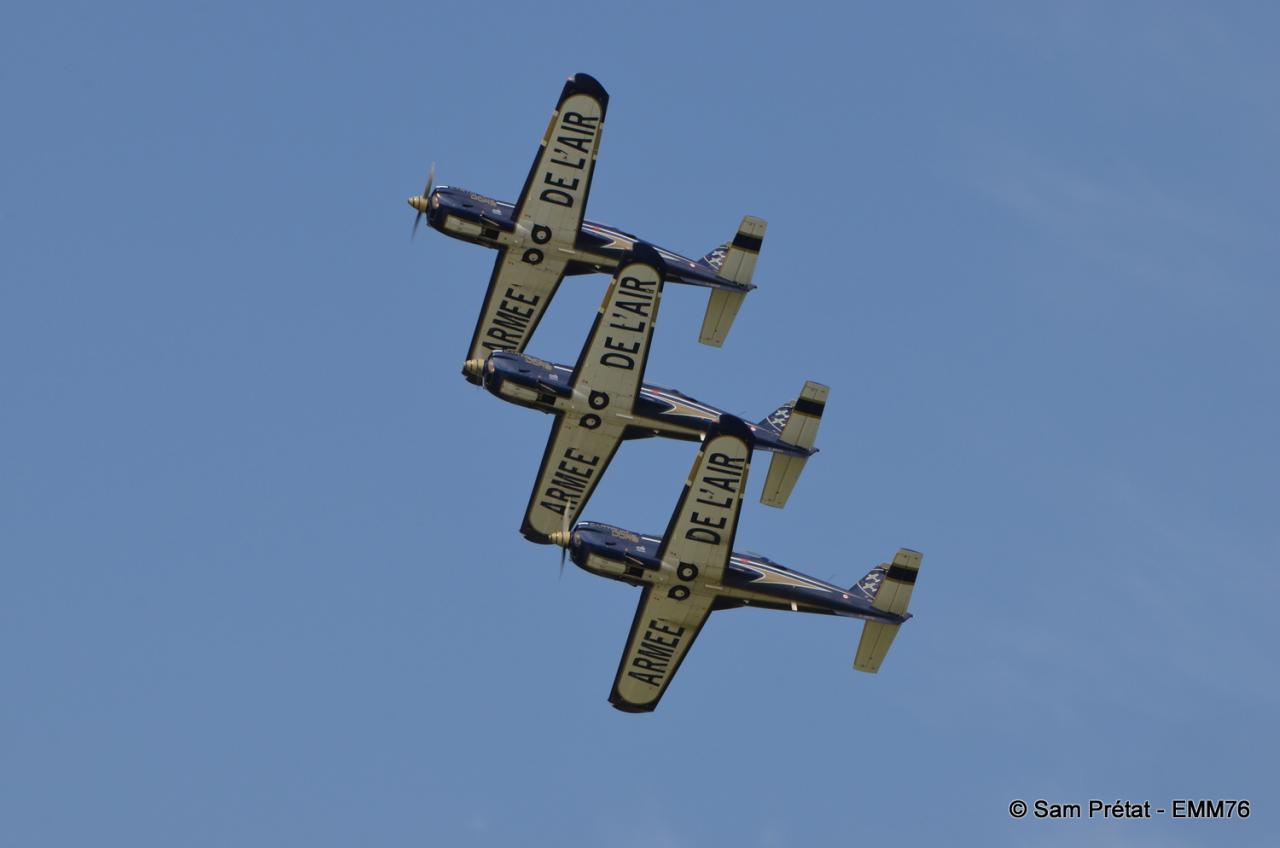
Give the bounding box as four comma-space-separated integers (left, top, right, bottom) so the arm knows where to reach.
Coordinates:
3, 2, 1277, 845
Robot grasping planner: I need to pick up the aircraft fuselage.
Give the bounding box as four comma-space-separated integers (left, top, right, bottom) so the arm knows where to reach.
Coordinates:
565, 522, 907, 623
474, 351, 811, 458
425, 186, 749, 291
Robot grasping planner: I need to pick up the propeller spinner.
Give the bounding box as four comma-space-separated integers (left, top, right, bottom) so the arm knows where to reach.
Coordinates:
408, 162, 435, 239
550, 512, 572, 579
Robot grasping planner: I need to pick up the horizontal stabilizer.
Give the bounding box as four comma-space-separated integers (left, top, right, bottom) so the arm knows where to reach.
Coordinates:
760, 454, 807, 508
699, 288, 746, 347
854, 622, 900, 674
853, 548, 922, 673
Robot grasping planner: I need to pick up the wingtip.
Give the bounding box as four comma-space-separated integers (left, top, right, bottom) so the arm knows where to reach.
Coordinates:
568, 72, 608, 98
519, 520, 554, 546
608, 693, 656, 714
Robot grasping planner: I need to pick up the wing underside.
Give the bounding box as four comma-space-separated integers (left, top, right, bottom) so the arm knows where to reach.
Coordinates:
519, 249, 666, 542
568, 247, 664, 411
520, 415, 626, 543
655, 420, 754, 585
608, 417, 756, 712
609, 587, 715, 712
466, 248, 568, 366
465, 74, 608, 366
511, 77, 607, 235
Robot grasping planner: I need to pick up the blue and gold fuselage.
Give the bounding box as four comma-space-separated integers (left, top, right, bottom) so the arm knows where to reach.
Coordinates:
477, 351, 811, 458
425, 186, 750, 291
566, 522, 906, 623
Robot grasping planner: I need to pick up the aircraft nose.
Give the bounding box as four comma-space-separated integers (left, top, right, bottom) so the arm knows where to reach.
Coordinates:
549, 531, 572, 548
407, 196, 429, 212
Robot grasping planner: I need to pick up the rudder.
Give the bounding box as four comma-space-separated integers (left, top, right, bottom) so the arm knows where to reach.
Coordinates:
715, 215, 765, 287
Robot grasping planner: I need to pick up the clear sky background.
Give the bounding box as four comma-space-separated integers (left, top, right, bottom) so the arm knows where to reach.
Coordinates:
3, 2, 1277, 846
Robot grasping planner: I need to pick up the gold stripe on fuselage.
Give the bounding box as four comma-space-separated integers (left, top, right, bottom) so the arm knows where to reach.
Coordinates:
731, 559, 836, 595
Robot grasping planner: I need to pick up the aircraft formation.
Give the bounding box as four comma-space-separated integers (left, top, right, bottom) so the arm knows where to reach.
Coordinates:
409, 73, 923, 713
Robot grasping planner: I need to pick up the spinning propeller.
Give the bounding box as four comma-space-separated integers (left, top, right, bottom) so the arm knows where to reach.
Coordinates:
549, 511, 572, 580
407, 162, 435, 239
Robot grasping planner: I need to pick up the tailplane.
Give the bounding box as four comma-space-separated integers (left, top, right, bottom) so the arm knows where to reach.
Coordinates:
698, 215, 766, 347
759, 381, 828, 508
853, 549, 923, 673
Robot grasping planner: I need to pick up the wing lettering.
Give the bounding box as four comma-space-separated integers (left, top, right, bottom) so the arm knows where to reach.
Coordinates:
608, 587, 715, 712
654, 416, 755, 586
520, 415, 626, 544
511, 74, 608, 237
465, 248, 568, 366
607, 416, 756, 712
568, 245, 665, 413
464, 74, 608, 368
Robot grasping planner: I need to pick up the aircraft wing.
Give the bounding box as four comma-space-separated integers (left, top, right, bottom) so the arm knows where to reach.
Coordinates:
654, 415, 754, 586
609, 416, 755, 712
568, 245, 664, 411
609, 586, 716, 712
519, 247, 665, 543
464, 248, 568, 368
520, 415, 626, 543
511, 73, 608, 238
464, 74, 609, 369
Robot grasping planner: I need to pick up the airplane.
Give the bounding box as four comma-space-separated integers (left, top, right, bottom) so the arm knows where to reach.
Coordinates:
465, 242, 827, 544
547, 414, 923, 713
407, 72, 766, 379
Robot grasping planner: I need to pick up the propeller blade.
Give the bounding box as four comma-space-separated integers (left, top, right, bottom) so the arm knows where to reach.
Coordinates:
558, 509, 570, 580
410, 162, 436, 241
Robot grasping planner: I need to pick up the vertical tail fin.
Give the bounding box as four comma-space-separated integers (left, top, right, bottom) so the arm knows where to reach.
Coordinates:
853, 549, 923, 673
759, 381, 827, 508
699, 242, 730, 271
697, 216, 765, 347
716, 215, 765, 286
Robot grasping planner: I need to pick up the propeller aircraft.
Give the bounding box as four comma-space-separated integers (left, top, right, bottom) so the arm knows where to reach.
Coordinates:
548, 414, 923, 713
466, 243, 827, 544
407, 72, 766, 377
